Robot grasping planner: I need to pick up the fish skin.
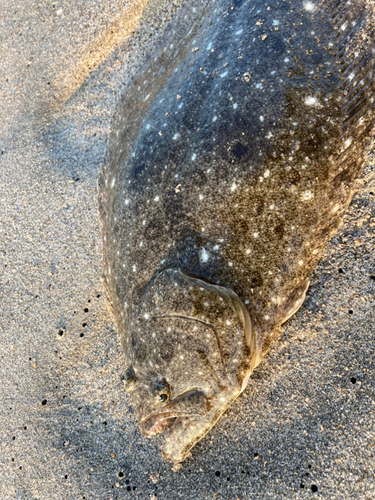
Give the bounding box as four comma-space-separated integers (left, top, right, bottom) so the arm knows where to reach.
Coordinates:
99, 0, 375, 463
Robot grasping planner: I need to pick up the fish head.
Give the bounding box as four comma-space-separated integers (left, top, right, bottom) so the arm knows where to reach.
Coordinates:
122, 269, 261, 463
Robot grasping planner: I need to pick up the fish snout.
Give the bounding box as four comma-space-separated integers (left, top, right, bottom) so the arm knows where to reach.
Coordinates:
160, 389, 242, 463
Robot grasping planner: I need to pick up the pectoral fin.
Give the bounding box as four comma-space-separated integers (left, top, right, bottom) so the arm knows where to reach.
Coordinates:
281, 279, 310, 324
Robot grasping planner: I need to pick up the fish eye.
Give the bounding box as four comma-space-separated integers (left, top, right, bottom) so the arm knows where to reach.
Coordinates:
152, 379, 170, 403
158, 393, 169, 404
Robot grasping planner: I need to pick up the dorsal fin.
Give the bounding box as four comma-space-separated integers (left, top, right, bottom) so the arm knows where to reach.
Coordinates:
327, 0, 375, 189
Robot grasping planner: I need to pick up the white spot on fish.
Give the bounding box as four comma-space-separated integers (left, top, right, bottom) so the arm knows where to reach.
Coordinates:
284, 58, 290, 63
260, 116, 264, 122
146, 124, 151, 130
340, 21, 348, 31
111, 178, 116, 187
154, 196, 159, 202
235, 29, 243, 35
233, 103, 238, 109
220, 71, 228, 78
253, 232, 259, 238
173, 133, 180, 140
199, 194, 204, 200
125, 199, 130, 205
303, 1, 316, 11
231, 182, 237, 191
264, 169, 270, 178
200, 248, 210, 263
298, 260, 304, 266
246, 249, 251, 255
213, 116, 217, 122
273, 20, 279, 26
305, 96, 319, 106
132, 265, 137, 272
301, 190, 314, 201
192, 153, 197, 161
144, 313, 149, 319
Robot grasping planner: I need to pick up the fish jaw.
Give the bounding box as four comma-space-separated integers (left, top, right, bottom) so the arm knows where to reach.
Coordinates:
160, 388, 242, 463
138, 386, 243, 463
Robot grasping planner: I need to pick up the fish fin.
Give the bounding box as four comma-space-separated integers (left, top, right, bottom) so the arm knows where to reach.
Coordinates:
328, 0, 375, 186
100, 0, 209, 197
98, 1, 210, 311
280, 279, 310, 324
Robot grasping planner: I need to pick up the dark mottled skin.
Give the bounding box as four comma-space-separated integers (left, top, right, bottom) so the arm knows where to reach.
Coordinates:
98, 0, 375, 462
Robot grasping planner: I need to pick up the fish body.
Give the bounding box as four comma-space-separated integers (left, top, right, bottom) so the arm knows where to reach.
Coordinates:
99, 0, 375, 462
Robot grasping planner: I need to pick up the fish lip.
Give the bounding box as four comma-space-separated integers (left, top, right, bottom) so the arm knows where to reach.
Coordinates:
140, 410, 191, 436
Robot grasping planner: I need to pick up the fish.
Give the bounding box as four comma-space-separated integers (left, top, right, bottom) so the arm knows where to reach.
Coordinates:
98, 0, 375, 463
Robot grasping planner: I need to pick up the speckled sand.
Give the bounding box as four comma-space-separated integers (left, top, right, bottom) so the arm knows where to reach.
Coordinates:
0, 1, 374, 499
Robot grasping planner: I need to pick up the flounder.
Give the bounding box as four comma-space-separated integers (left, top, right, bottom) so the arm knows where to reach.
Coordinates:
99, 0, 375, 463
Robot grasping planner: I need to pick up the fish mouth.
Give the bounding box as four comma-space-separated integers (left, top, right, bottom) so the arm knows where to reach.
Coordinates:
139, 389, 209, 461
141, 410, 201, 463
141, 411, 188, 436
159, 390, 244, 463
139, 389, 235, 463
